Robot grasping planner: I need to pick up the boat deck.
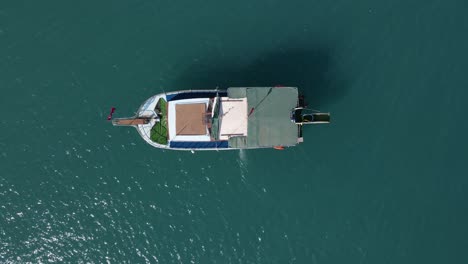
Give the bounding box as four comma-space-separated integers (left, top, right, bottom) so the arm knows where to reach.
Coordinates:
114, 88, 301, 150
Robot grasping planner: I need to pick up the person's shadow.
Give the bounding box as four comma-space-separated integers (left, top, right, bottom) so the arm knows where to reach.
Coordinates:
170, 46, 347, 109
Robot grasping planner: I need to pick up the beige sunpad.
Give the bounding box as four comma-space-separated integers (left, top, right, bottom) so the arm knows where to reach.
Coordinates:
219, 98, 248, 140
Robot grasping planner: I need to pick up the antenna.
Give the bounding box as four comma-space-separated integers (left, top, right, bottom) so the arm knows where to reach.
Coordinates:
161, 86, 167, 96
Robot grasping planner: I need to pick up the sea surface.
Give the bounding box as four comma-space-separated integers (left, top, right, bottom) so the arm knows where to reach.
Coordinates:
1, 0, 468, 263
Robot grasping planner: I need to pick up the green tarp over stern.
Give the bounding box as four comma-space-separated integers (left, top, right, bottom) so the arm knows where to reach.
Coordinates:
227, 87, 298, 148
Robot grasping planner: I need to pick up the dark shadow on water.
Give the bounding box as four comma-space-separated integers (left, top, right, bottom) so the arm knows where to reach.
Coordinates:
171, 46, 347, 108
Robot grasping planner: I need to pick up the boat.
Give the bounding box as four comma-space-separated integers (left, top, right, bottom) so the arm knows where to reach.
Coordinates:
111, 87, 330, 150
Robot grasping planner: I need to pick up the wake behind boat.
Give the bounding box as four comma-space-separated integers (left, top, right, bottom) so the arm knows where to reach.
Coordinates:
111, 87, 330, 150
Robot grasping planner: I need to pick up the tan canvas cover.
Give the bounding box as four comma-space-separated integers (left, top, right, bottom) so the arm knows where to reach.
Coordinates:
176, 103, 206, 135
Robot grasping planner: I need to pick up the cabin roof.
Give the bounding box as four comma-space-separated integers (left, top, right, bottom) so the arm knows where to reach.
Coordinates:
167, 98, 211, 142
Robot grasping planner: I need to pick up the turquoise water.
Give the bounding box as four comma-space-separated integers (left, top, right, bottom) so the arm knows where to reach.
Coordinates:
1, 0, 468, 263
